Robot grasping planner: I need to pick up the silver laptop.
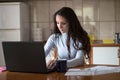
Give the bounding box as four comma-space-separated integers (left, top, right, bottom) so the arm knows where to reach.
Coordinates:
2, 41, 54, 73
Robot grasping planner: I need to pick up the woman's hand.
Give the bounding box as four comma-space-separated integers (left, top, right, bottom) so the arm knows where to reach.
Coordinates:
47, 59, 57, 69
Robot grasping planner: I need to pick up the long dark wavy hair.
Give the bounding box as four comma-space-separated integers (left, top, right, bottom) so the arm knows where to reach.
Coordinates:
53, 7, 91, 59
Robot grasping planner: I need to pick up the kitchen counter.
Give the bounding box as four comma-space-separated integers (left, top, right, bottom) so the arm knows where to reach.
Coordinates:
91, 40, 120, 47
91, 43, 120, 47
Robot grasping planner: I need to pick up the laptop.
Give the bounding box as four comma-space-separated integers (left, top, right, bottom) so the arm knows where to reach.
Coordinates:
2, 41, 54, 73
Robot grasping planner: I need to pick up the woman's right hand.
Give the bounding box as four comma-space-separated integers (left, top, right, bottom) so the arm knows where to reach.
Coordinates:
47, 59, 57, 69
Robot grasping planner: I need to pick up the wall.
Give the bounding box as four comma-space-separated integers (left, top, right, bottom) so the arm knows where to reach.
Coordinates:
28, 0, 120, 41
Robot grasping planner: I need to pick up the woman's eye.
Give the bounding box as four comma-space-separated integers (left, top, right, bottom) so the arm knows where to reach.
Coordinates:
56, 22, 67, 25
56, 22, 59, 24
60, 22, 66, 25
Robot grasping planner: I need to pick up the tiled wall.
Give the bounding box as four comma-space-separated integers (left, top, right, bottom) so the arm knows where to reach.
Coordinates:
28, 0, 120, 41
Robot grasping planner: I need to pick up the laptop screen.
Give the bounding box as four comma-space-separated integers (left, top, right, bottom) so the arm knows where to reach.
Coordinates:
2, 41, 49, 73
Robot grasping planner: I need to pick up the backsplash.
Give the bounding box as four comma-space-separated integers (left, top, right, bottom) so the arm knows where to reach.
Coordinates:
27, 0, 120, 41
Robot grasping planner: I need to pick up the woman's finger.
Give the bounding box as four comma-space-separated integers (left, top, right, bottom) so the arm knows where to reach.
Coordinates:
47, 60, 56, 69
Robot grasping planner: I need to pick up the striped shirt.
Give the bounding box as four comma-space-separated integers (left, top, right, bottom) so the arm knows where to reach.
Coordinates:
44, 33, 84, 67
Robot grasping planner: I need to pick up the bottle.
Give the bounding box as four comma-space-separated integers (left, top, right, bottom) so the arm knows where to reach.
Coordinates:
114, 33, 119, 44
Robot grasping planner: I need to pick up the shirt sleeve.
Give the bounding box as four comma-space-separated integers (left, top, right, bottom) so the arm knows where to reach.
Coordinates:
44, 34, 55, 57
67, 50, 84, 68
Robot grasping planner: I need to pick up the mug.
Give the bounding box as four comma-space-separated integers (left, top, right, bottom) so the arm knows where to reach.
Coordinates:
56, 59, 67, 72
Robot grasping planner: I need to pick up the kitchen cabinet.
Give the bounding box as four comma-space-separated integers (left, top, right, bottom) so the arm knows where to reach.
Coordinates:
0, 2, 30, 66
90, 44, 120, 65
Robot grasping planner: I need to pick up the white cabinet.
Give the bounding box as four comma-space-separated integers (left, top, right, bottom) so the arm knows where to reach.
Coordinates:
0, 2, 30, 66
92, 47, 119, 65
0, 4, 20, 28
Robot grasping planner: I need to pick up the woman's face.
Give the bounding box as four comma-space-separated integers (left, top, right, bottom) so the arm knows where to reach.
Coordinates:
56, 15, 69, 33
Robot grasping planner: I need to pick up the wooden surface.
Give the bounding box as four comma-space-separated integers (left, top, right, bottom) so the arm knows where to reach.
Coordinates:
91, 43, 120, 47
0, 65, 120, 80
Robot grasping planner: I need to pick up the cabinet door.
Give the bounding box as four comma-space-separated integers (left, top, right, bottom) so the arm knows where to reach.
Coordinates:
0, 29, 21, 66
0, 29, 20, 41
93, 47, 119, 65
0, 3, 20, 28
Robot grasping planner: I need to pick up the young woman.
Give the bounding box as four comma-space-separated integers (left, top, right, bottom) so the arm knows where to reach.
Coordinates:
44, 7, 91, 68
